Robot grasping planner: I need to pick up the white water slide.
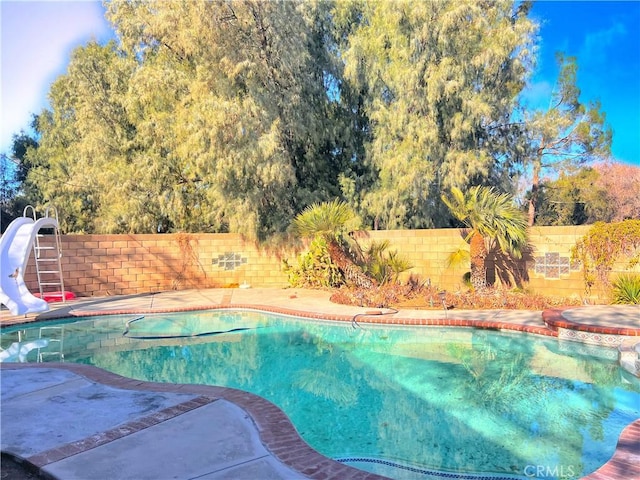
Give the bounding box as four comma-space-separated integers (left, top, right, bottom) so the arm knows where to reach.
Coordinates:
0, 216, 59, 315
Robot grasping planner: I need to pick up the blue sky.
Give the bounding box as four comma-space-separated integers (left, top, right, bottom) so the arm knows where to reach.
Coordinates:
1, 0, 639, 167
528, 1, 640, 167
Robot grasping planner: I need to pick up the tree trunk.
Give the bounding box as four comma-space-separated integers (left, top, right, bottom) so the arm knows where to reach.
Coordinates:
326, 240, 377, 289
528, 155, 542, 227
469, 232, 488, 291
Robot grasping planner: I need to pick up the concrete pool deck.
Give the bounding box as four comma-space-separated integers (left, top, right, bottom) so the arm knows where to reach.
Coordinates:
1, 288, 639, 479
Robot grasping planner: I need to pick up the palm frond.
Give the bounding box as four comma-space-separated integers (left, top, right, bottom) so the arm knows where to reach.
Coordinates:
293, 199, 356, 239
442, 186, 528, 257
445, 247, 470, 269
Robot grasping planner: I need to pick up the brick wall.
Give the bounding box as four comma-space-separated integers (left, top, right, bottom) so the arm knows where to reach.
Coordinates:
358, 229, 469, 289
23, 233, 295, 297
525, 226, 590, 299
359, 226, 594, 298
17, 225, 636, 300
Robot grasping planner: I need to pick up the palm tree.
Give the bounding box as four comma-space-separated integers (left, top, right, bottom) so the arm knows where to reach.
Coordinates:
363, 240, 413, 284
293, 199, 377, 289
441, 186, 528, 291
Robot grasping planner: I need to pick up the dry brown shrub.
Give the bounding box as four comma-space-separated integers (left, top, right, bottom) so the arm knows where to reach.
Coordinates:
330, 283, 582, 310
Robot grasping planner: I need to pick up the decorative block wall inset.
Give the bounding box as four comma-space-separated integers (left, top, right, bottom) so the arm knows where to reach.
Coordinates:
533, 252, 580, 279
212, 253, 248, 271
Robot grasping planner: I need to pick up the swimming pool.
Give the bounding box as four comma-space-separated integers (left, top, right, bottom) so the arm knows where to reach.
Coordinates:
2, 310, 638, 479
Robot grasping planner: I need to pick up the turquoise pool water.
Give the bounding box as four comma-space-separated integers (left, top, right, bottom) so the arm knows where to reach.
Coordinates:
2, 310, 638, 479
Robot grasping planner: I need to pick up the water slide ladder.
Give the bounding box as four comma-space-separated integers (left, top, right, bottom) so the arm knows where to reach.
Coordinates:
24, 206, 66, 302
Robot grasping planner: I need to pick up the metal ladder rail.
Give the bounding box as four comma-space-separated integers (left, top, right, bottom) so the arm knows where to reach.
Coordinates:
23, 204, 37, 220
34, 230, 65, 299
24, 205, 48, 297
29, 206, 66, 302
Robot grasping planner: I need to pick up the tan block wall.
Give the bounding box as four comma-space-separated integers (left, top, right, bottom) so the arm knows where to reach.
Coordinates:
23, 233, 295, 297
357, 229, 470, 291
17, 225, 634, 300
361, 226, 593, 299
522, 226, 591, 299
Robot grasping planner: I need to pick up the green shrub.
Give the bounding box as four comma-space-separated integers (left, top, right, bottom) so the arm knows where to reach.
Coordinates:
283, 237, 343, 288
572, 219, 640, 293
611, 274, 640, 304
363, 240, 412, 284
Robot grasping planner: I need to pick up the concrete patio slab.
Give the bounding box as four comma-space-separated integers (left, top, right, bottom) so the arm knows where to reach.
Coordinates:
0, 367, 200, 458
42, 400, 304, 480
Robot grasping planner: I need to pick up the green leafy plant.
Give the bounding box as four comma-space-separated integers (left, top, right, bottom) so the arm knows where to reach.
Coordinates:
292, 200, 376, 289
283, 237, 343, 288
611, 274, 640, 305
444, 248, 472, 288
572, 220, 640, 293
363, 240, 413, 284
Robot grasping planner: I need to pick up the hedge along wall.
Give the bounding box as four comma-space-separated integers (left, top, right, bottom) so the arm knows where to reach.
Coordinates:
20, 225, 629, 300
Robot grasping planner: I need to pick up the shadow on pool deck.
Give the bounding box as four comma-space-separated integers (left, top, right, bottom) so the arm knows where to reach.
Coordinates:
1, 288, 639, 480
1, 363, 373, 480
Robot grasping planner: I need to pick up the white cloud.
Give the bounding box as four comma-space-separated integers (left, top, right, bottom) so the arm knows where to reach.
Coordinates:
580, 22, 626, 66
520, 79, 554, 111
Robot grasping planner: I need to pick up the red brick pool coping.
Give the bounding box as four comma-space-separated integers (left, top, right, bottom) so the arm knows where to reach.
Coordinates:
582, 419, 640, 480
68, 303, 560, 337
543, 308, 640, 337
11, 303, 639, 339
2, 304, 639, 479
